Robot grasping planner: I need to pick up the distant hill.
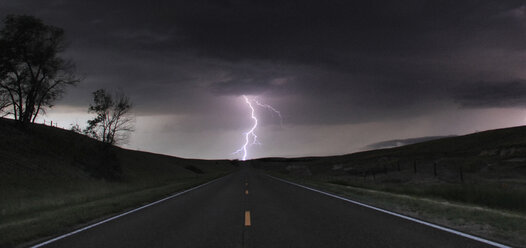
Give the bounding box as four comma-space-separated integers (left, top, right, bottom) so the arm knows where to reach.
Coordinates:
255, 125, 526, 183
365, 135, 456, 150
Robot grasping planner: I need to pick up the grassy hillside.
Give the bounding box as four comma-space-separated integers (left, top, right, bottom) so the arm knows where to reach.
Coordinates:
257, 125, 526, 186
0, 118, 236, 247
254, 125, 526, 246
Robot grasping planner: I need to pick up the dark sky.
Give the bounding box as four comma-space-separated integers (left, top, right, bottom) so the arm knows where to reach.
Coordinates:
3, 0, 526, 159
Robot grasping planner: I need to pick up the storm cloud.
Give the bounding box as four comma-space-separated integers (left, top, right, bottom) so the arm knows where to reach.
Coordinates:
454, 80, 526, 108
2, 0, 526, 158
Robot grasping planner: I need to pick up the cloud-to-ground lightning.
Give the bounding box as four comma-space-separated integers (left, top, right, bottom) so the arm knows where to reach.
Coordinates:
234, 95, 258, 161
234, 95, 282, 161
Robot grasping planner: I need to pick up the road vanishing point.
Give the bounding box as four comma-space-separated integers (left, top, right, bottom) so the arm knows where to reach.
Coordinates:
31, 167, 507, 248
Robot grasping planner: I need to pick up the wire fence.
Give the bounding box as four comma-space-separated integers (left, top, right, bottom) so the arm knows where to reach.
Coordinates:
38, 119, 67, 130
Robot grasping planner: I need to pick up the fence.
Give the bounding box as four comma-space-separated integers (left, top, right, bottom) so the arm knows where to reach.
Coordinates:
352, 160, 468, 184
38, 119, 66, 129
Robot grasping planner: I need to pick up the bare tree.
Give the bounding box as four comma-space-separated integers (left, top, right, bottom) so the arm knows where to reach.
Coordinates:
84, 89, 134, 145
0, 15, 79, 124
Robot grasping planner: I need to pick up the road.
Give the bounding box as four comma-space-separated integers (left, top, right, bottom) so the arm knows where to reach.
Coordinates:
34, 167, 500, 248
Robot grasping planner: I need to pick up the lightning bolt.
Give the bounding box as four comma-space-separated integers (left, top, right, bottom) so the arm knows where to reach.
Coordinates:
234, 95, 282, 161
254, 98, 283, 128
234, 95, 258, 161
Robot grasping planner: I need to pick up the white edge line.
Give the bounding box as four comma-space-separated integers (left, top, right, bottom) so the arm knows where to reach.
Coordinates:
267, 175, 512, 248
30, 175, 228, 248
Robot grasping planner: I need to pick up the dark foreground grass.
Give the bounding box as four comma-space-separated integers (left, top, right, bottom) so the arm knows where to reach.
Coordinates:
327, 179, 526, 213
271, 172, 526, 247
0, 118, 237, 247
2, 174, 228, 248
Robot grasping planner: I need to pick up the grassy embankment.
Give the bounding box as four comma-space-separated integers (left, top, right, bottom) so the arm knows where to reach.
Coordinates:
255, 126, 526, 247
0, 118, 236, 247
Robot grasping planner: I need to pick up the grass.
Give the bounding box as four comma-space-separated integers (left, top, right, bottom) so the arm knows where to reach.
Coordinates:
3, 119, 526, 246
0, 118, 237, 247
254, 125, 526, 247
270, 172, 526, 247
2, 175, 226, 248
326, 179, 526, 213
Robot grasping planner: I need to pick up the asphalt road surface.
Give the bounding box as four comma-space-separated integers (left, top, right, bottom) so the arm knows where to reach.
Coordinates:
35, 167, 499, 248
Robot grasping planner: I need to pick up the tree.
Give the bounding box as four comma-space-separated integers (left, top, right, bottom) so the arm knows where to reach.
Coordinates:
69, 123, 82, 133
84, 89, 134, 145
0, 15, 79, 124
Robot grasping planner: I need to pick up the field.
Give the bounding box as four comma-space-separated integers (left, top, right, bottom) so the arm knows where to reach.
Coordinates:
0, 118, 236, 247
254, 125, 526, 247
3, 116, 526, 247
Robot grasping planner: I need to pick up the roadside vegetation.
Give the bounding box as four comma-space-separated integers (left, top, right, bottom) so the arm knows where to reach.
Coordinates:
255, 125, 526, 247
324, 179, 526, 214
0, 118, 236, 247
272, 176, 526, 247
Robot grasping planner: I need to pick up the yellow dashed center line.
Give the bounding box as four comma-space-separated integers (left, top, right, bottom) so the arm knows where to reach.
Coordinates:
245, 211, 251, 226
244, 179, 251, 226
